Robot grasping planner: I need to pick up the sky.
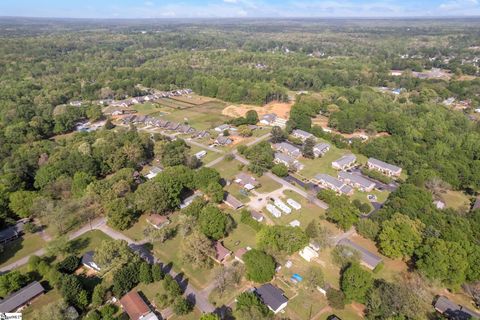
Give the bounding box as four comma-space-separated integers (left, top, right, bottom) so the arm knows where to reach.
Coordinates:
0, 0, 479, 19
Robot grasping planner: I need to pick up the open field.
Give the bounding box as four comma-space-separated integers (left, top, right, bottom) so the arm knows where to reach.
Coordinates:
212, 159, 244, 180
440, 190, 471, 212
256, 175, 282, 193
160, 101, 229, 130
223, 210, 258, 251
169, 94, 217, 105
121, 214, 151, 242
0, 233, 46, 268
222, 100, 294, 119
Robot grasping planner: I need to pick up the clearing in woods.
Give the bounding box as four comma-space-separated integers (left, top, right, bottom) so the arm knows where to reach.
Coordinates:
222, 101, 294, 119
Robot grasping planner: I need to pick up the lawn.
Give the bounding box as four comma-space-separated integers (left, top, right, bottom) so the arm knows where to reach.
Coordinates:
121, 214, 150, 242
0, 233, 46, 268
21, 288, 63, 317
169, 307, 203, 320
188, 144, 223, 165
268, 189, 326, 228
256, 175, 282, 193
69, 230, 112, 256
225, 183, 251, 203
222, 210, 258, 251
212, 159, 243, 180
133, 102, 167, 115
350, 188, 390, 208
440, 190, 471, 212
160, 101, 229, 130
136, 281, 167, 309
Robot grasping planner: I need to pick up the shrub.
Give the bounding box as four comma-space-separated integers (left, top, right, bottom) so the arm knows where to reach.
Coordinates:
57, 255, 81, 274
271, 163, 289, 177
152, 264, 165, 281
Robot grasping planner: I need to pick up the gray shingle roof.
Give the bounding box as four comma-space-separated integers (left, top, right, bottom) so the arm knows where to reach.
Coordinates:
256, 284, 288, 312
292, 129, 313, 139
0, 281, 45, 312
337, 239, 382, 269
434, 296, 480, 319
224, 193, 243, 209
367, 158, 401, 173
314, 143, 330, 152
274, 142, 301, 155
332, 154, 356, 168
0, 220, 25, 244
338, 172, 375, 190
274, 152, 295, 165
314, 174, 345, 189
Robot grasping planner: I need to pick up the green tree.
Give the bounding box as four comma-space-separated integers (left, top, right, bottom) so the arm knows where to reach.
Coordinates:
326, 288, 345, 309
152, 264, 165, 281
257, 225, 308, 254
173, 297, 193, 315
0, 271, 29, 297
271, 163, 288, 177
304, 266, 324, 292
91, 284, 107, 308
106, 197, 135, 230
71, 172, 94, 198
200, 313, 221, 320
243, 249, 276, 283
182, 230, 215, 268
340, 263, 373, 303
245, 110, 259, 125
302, 137, 316, 159
199, 205, 229, 240
235, 291, 273, 320
271, 126, 286, 143
139, 261, 153, 284
8, 190, 37, 218
355, 219, 379, 241
378, 213, 424, 259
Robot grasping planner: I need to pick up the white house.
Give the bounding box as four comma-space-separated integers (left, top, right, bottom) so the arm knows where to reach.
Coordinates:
299, 246, 319, 262
367, 158, 402, 177
313, 143, 330, 157
292, 129, 314, 141
331, 154, 357, 170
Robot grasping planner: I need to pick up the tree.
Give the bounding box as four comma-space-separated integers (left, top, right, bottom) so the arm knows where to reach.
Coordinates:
243, 249, 276, 283
106, 197, 135, 230
46, 235, 72, 258
104, 118, 115, 129
326, 288, 345, 309
271, 126, 286, 143
59, 274, 89, 309
271, 163, 288, 177
200, 313, 221, 320
139, 261, 153, 284
302, 137, 316, 159
182, 230, 215, 268
355, 219, 379, 241
318, 190, 360, 230
30, 300, 72, 320
56, 255, 80, 274
245, 110, 259, 125
8, 190, 37, 218
331, 245, 361, 267
159, 139, 190, 167
341, 263, 374, 303
378, 213, 424, 259
71, 172, 94, 198
0, 271, 29, 297
199, 205, 229, 240
112, 262, 140, 297
305, 220, 319, 239
257, 225, 308, 254
92, 283, 107, 308
305, 266, 324, 292
152, 263, 165, 281
235, 291, 273, 320
238, 125, 253, 137
95, 239, 135, 273
173, 297, 193, 315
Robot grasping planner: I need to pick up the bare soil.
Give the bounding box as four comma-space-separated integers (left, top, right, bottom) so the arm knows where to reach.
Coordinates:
222, 101, 294, 119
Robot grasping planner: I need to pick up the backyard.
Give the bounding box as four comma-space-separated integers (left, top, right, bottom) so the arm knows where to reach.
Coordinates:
0, 233, 46, 268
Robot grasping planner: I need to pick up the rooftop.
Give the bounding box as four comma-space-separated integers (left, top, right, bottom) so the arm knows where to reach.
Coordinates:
0, 220, 25, 243
120, 290, 154, 320
338, 171, 375, 189
255, 283, 288, 312
314, 173, 345, 189
0, 281, 45, 313
215, 241, 231, 262
314, 142, 330, 151
337, 239, 382, 269
332, 154, 357, 167
368, 157, 401, 173
274, 152, 295, 165
434, 296, 480, 319
292, 129, 313, 139
224, 193, 243, 209
274, 142, 301, 154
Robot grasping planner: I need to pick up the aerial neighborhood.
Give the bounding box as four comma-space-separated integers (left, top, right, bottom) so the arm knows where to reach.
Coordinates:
0, 14, 480, 320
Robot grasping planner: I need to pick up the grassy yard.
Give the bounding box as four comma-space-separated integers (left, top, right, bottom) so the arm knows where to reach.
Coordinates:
160, 101, 229, 130
212, 159, 244, 180
121, 214, 151, 242
256, 175, 282, 193
268, 190, 326, 228
225, 183, 251, 203
223, 210, 258, 251
188, 144, 223, 165
69, 230, 112, 256
0, 233, 46, 268
136, 281, 167, 308
350, 188, 390, 208
133, 102, 167, 115
440, 190, 471, 212
169, 307, 203, 320
21, 288, 63, 317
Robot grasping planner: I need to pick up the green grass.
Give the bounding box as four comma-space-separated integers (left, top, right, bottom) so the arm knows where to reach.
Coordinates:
0, 233, 46, 268
350, 188, 390, 208
256, 175, 282, 193
22, 288, 62, 317
223, 211, 258, 251
225, 183, 251, 203
121, 215, 151, 242
136, 281, 167, 307
212, 159, 243, 180
133, 102, 167, 115
440, 190, 471, 212
188, 144, 223, 165
161, 101, 229, 130
169, 307, 203, 320
69, 230, 112, 255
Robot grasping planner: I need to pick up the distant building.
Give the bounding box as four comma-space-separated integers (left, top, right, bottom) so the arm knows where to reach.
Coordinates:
255, 283, 289, 314
146, 214, 170, 229
214, 124, 232, 132
367, 158, 402, 177
82, 251, 101, 272
338, 171, 375, 192
0, 281, 45, 313
312, 174, 353, 195
120, 290, 159, 320
337, 239, 382, 270
193, 130, 210, 139
434, 295, 480, 320
273, 142, 301, 158
194, 150, 207, 159
274, 152, 304, 171
313, 143, 330, 157
292, 129, 314, 142
331, 154, 357, 170
235, 172, 260, 191
0, 220, 26, 245
214, 136, 233, 146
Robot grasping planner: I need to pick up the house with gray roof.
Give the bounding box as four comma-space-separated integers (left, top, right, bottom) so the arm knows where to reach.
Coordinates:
367, 158, 402, 177
214, 136, 233, 146
193, 130, 210, 139
82, 251, 101, 272
177, 124, 195, 134
313, 143, 331, 157
167, 122, 180, 131
332, 154, 357, 170
0, 281, 45, 312
274, 152, 304, 171
273, 142, 301, 158
224, 193, 243, 210
292, 129, 314, 142
338, 172, 375, 192
214, 124, 232, 132
0, 220, 26, 245
434, 296, 480, 320
312, 174, 353, 195
337, 239, 382, 270
255, 283, 288, 314
260, 113, 277, 125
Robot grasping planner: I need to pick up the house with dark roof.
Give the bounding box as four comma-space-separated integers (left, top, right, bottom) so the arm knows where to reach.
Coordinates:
0, 220, 26, 245
128, 243, 155, 265
292, 129, 314, 142
213, 241, 231, 264
255, 283, 288, 314
274, 152, 304, 171
193, 130, 210, 139
313, 143, 330, 157
338, 172, 375, 192
367, 158, 402, 177
434, 296, 480, 320
166, 122, 180, 131
224, 193, 243, 210
337, 239, 382, 270
250, 210, 264, 222
273, 142, 301, 158
312, 174, 353, 195
120, 290, 158, 320
82, 251, 101, 272
332, 154, 357, 170
0, 281, 45, 312
214, 136, 233, 146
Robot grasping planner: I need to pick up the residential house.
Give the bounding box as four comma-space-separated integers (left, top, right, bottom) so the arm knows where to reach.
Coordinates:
120, 290, 159, 320
338, 171, 375, 192
331, 154, 357, 170
234, 247, 248, 263
312, 174, 353, 195
434, 295, 480, 320
224, 193, 244, 210
144, 95, 156, 102
194, 150, 207, 159
299, 246, 319, 262
337, 239, 382, 270
273, 142, 301, 158
260, 113, 277, 125
292, 129, 314, 142
177, 124, 195, 134
251, 210, 264, 222
214, 136, 233, 146
180, 192, 202, 209
131, 96, 145, 104
213, 241, 231, 264
313, 143, 330, 157
274, 152, 304, 171
367, 158, 402, 177
193, 130, 210, 139
128, 243, 155, 264
82, 251, 101, 272
146, 214, 170, 229
214, 124, 232, 132
255, 284, 289, 314
0, 219, 26, 245
157, 119, 170, 128
166, 122, 180, 131
235, 172, 260, 191
0, 281, 45, 312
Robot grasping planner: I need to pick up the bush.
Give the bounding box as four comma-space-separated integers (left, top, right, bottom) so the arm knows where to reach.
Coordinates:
224, 153, 235, 161
243, 249, 276, 283
271, 163, 289, 177
139, 262, 153, 284
373, 261, 384, 274
152, 264, 165, 281
57, 255, 80, 274
28, 255, 42, 272
173, 297, 193, 315
326, 288, 345, 309
355, 219, 380, 241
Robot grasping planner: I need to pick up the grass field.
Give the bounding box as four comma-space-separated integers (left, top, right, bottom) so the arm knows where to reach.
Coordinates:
212, 159, 244, 180
133, 102, 166, 115
0, 233, 46, 268
225, 183, 251, 203
440, 190, 471, 212
188, 144, 223, 165
121, 214, 150, 242
160, 101, 229, 130
256, 175, 282, 193
223, 210, 258, 251
169, 307, 203, 320
21, 289, 62, 317
69, 229, 112, 255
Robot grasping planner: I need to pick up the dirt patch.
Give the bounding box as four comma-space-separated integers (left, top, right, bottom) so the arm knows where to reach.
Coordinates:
313, 115, 391, 140
169, 94, 216, 105
222, 101, 294, 119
